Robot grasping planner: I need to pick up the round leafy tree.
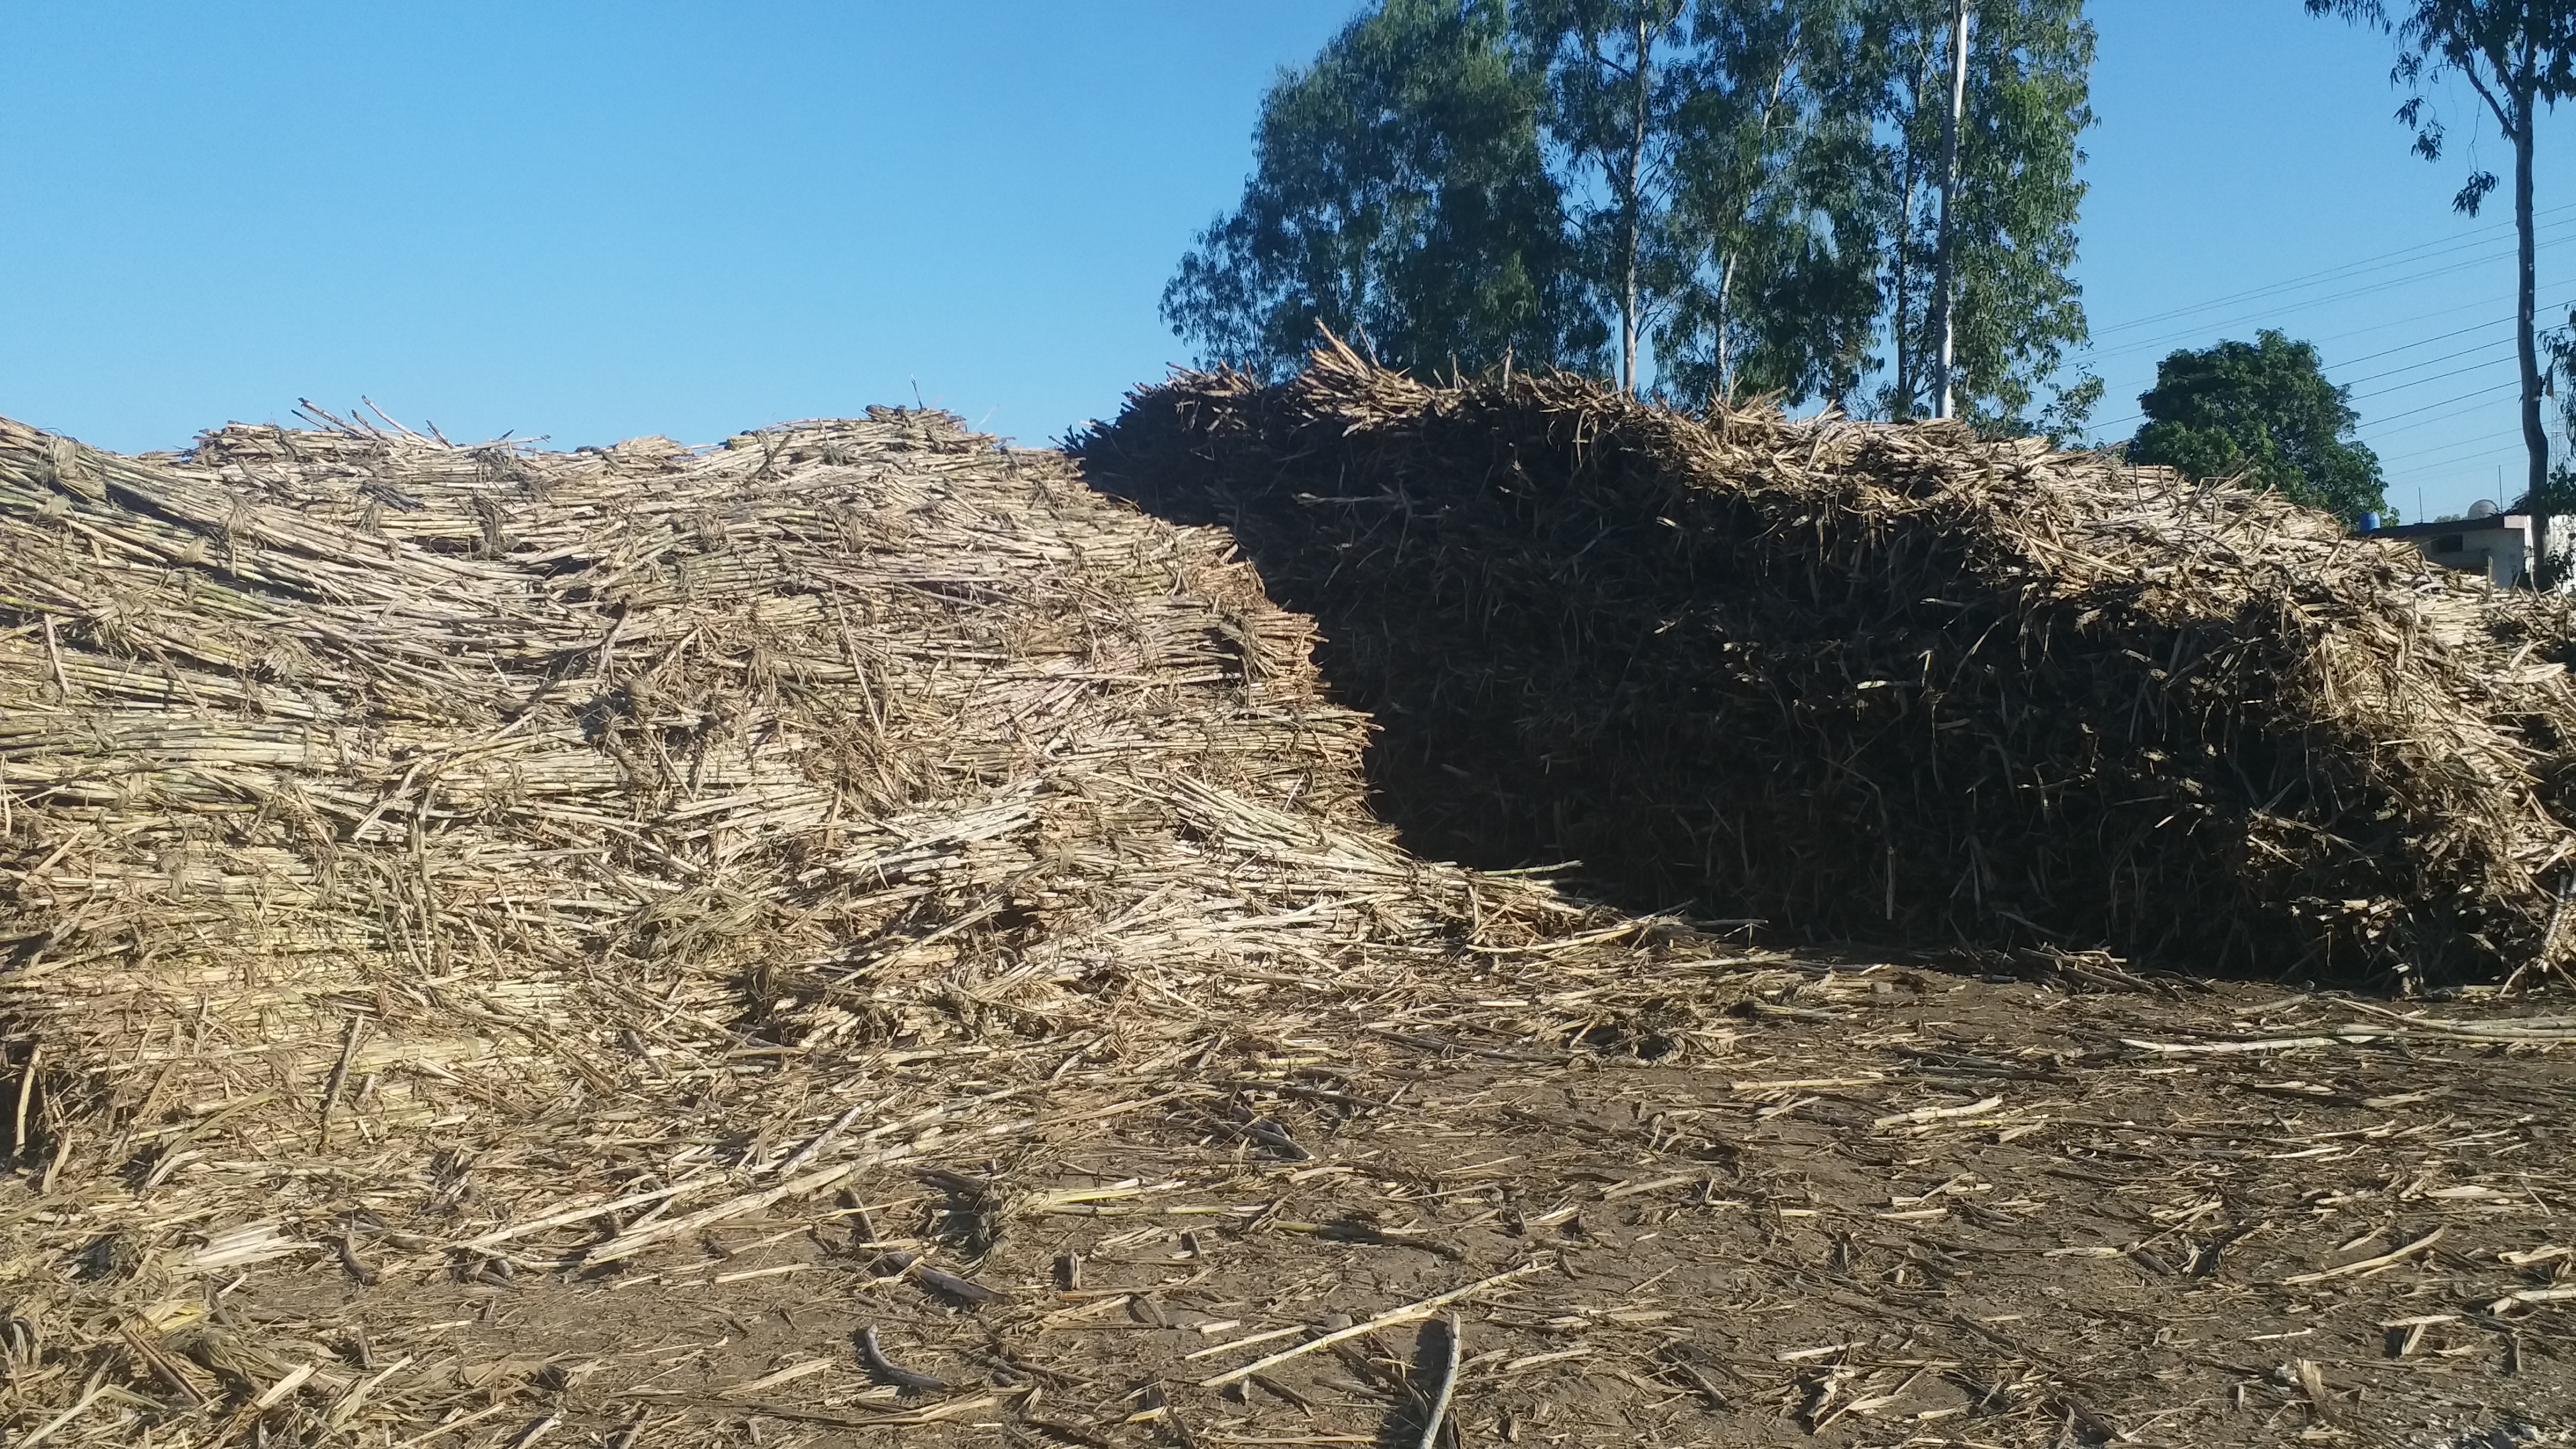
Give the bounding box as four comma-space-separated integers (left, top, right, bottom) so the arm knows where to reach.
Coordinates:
2128, 330, 2388, 520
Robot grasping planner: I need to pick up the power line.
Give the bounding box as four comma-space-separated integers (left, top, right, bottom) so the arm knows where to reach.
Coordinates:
2069, 218, 2576, 358
2330, 310, 2520, 370
2076, 217, 2576, 349
2412, 468, 2526, 496
2066, 226, 2576, 369
2354, 380, 2523, 438
2082, 295, 2572, 440
2338, 335, 2516, 390
2348, 352, 2523, 404
2093, 349, 2521, 431
2294, 297, 2537, 356
2374, 434, 2527, 468
2381, 447, 2527, 483
2080, 200, 2576, 342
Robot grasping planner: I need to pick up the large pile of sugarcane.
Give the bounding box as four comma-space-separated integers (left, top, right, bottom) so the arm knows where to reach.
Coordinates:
0, 403, 1786, 1447
4, 373, 2573, 1446
0, 403, 1721, 1185
1078, 340, 2576, 987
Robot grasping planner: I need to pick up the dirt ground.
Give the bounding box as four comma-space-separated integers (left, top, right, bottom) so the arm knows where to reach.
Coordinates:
23, 963, 2568, 1449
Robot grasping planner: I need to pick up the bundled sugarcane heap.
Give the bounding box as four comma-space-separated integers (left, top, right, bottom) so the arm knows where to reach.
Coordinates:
0, 403, 1721, 1234
1080, 340, 2576, 988
0, 401, 1796, 1446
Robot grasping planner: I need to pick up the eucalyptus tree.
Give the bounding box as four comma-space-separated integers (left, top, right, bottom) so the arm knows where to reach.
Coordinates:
1655, 0, 1883, 408
2554, 307, 2576, 495
1517, 0, 1701, 394
1160, 0, 1598, 380
1628, 0, 2096, 423
1162, 0, 2097, 438
1858, 0, 2096, 432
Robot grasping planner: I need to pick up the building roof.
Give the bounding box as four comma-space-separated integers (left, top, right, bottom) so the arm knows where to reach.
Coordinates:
2362, 514, 2528, 542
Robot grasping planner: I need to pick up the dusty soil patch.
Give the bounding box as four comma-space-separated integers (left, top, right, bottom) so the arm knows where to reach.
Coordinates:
15, 969, 2564, 1448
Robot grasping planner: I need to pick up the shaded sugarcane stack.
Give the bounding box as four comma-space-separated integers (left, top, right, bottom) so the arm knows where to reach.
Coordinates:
1079, 339, 2576, 988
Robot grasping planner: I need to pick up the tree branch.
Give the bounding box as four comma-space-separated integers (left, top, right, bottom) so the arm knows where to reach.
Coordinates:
2456, 60, 2517, 139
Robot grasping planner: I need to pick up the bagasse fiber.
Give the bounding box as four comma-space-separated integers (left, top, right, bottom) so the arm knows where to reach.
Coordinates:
0, 403, 1774, 1447
1078, 339, 2576, 987
0, 402, 1688, 1173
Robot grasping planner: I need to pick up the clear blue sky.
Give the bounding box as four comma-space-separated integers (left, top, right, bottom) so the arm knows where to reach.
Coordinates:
1, 2, 2567, 522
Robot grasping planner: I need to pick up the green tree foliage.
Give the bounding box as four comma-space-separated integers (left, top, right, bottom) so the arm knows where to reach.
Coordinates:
1657, 1, 1885, 408
1160, 0, 1599, 382
1857, 0, 2096, 429
1517, 0, 1697, 393
2128, 331, 2390, 519
1164, 0, 2098, 435
2546, 304, 2576, 504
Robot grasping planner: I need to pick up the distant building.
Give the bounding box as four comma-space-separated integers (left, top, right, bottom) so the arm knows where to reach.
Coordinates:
2360, 500, 2573, 590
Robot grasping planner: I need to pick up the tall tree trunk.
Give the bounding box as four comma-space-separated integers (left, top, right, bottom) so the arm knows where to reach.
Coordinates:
1892, 182, 1915, 415
1891, 41, 1935, 418
1620, 13, 1652, 395
1927, 0, 1971, 421
1715, 249, 1737, 401
1713, 61, 1795, 408
1622, 175, 1641, 394
2514, 84, 2550, 583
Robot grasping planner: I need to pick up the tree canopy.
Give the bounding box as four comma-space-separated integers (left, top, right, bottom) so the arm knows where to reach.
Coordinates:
1163, 0, 2099, 434
2127, 331, 2389, 520
1159, 0, 1602, 383
2547, 305, 2576, 504
1867, 0, 2096, 430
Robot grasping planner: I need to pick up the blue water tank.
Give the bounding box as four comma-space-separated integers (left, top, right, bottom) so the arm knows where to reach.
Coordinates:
2358, 511, 2383, 533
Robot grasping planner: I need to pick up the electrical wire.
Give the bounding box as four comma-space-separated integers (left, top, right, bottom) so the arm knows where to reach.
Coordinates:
2062, 203, 2576, 458
2096, 344, 2530, 433
2338, 335, 2516, 390
2289, 298, 2535, 357
2332, 311, 2522, 370
2411, 468, 2529, 499
2348, 352, 2526, 404
2067, 227, 2576, 369
2354, 381, 2524, 437
2083, 295, 2573, 441
2077, 201, 2576, 343
2070, 220, 2576, 356
2373, 434, 2530, 468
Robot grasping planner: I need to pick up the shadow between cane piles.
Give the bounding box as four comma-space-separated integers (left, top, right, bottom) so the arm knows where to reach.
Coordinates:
1068, 419, 2430, 990
1075, 454, 1644, 906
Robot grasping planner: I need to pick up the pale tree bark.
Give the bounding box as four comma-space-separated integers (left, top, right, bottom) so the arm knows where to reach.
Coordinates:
2513, 74, 2550, 580
2459, 36, 2554, 584
1927, 0, 1971, 421
1713, 56, 1798, 403
1892, 165, 1917, 413
1618, 12, 1653, 395
1891, 36, 1934, 416
1578, 4, 1683, 396
1715, 249, 1738, 399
